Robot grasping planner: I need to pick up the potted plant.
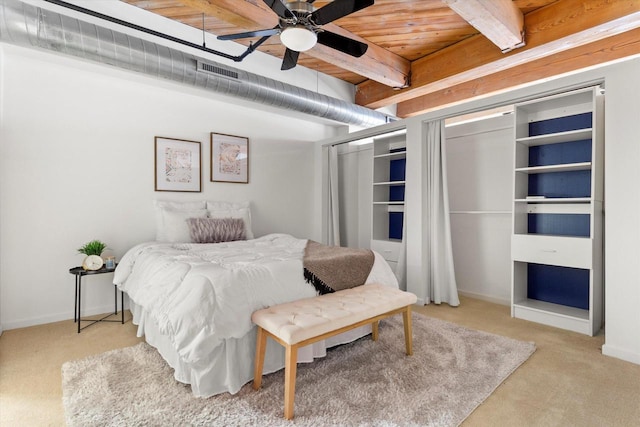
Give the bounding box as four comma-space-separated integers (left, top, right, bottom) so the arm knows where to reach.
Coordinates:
78, 240, 108, 271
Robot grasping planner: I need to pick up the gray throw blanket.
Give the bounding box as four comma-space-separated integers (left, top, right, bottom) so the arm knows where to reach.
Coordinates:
303, 240, 375, 295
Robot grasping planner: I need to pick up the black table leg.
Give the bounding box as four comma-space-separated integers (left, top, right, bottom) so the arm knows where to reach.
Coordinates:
77, 276, 82, 334
121, 291, 125, 324
74, 275, 78, 323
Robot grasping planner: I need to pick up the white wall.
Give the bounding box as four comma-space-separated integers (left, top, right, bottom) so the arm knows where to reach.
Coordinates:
446, 114, 514, 305
0, 44, 342, 330
600, 62, 640, 364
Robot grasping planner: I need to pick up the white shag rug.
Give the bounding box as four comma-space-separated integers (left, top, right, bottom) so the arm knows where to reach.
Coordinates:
62, 314, 535, 426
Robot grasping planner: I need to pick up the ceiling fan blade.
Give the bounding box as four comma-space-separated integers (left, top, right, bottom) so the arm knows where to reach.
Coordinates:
281, 48, 300, 70
262, 0, 295, 20
310, 0, 374, 26
317, 31, 368, 57
217, 28, 279, 41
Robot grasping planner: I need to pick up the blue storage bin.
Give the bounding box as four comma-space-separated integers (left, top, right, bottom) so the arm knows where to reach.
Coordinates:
528, 170, 591, 198
388, 212, 403, 240
529, 139, 591, 167
527, 263, 590, 310
527, 213, 590, 237
529, 112, 592, 136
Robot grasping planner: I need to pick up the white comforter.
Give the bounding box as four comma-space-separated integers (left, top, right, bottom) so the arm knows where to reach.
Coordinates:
114, 234, 397, 375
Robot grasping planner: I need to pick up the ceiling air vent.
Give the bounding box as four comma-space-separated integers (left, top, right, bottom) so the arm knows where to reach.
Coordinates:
196, 61, 239, 80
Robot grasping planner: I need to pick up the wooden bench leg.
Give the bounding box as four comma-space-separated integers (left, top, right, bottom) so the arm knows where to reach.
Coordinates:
402, 306, 413, 356
284, 344, 298, 420
253, 326, 267, 390
371, 320, 379, 341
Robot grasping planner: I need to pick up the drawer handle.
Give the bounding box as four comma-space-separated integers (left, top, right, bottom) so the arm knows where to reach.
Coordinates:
383, 250, 392, 253
541, 249, 557, 253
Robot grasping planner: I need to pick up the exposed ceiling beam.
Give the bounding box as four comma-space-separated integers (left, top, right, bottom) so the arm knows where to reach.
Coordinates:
356, 0, 640, 110
396, 27, 640, 117
177, 0, 410, 88
179, 0, 276, 29
442, 0, 524, 52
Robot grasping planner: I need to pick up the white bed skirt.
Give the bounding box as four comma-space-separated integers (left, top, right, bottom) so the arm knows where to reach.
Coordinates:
129, 299, 373, 397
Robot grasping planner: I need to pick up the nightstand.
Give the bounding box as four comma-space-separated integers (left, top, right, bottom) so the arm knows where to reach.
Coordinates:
69, 265, 125, 333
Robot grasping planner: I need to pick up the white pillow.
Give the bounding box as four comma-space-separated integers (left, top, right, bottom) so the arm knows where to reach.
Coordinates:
154, 200, 207, 242
206, 201, 250, 211
160, 208, 208, 242
208, 207, 254, 240
155, 200, 206, 210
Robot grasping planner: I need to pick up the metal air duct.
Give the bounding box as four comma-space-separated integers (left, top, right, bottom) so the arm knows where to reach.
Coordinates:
0, 0, 393, 127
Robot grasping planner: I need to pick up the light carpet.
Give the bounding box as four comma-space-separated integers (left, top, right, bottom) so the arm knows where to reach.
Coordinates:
62, 314, 535, 427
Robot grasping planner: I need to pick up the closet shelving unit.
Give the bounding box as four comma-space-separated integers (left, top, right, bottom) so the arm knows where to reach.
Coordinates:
371, 133, 406, 273
511, 86, 604, 336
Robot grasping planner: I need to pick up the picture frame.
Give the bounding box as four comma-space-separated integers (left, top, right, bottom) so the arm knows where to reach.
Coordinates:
210, 132, 249, 184
154, 136, 201, 192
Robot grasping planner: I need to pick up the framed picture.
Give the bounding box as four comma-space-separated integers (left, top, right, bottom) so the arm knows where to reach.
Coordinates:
210, 133, 249, 184
154, 136, 201, 192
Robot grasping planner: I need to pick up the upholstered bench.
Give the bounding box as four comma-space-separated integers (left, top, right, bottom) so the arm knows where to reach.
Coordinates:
251, 283, 418, 420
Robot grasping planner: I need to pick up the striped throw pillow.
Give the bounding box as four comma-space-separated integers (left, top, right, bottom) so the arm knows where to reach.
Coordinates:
186, 217, 246, 243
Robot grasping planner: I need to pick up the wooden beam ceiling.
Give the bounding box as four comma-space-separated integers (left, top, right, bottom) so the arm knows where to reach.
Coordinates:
178, 0, 410, 88
356, 0, 640, 111
397, 27, 640, 117
122, 0, 640, 120
442, 0, 524, 52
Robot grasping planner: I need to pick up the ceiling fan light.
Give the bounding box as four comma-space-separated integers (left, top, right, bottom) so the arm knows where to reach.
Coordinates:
280, 26, 317, 52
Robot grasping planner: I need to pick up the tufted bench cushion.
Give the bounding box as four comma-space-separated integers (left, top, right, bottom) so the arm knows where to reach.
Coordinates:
251, 283, 418, 420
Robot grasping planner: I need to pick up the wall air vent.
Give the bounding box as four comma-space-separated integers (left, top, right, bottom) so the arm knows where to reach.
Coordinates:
196, 61, 239, 80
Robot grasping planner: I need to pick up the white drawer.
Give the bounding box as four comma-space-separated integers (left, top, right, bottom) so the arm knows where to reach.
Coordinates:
511, 234, 592, 269
370, 239, 401, 262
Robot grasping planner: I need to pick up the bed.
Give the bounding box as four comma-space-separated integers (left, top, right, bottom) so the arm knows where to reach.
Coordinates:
112, 201, 399, 397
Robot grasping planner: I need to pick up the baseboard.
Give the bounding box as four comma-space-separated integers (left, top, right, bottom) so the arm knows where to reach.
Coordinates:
457, 290, 510, 306
416, 291, 509, 307
1, 302, 125, 331
602, 343, 640, 366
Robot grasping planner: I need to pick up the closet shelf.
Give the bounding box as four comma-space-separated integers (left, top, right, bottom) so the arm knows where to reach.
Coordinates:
513, 299, 589, 321
372, 132, 406, 245
516, 128, 592, 147
515, 162, 591, 174
373, 180, 406, 186
514, 197, 591, 203
511, 85, 603, 336
373, 151, 406, 160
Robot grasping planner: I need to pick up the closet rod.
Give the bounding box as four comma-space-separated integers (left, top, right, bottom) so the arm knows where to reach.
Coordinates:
449, 211, 511, 214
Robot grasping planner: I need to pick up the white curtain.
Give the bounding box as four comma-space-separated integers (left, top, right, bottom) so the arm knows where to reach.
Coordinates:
396, 211, 407, 291
422, 120, 459, 305
326, 144, 341, 246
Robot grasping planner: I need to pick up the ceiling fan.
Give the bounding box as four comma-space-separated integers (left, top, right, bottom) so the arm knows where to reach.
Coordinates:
217, 0, 374, 70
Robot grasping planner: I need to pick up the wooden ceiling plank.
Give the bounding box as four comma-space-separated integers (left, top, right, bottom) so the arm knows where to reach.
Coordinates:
512, 0, 556, 14
396, 27, 640, 117
442, 0, 524, 52
318, 22, 410, 88
174, 0, 410, 88
176, 0, 277, 29
356, 0, 640, 109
